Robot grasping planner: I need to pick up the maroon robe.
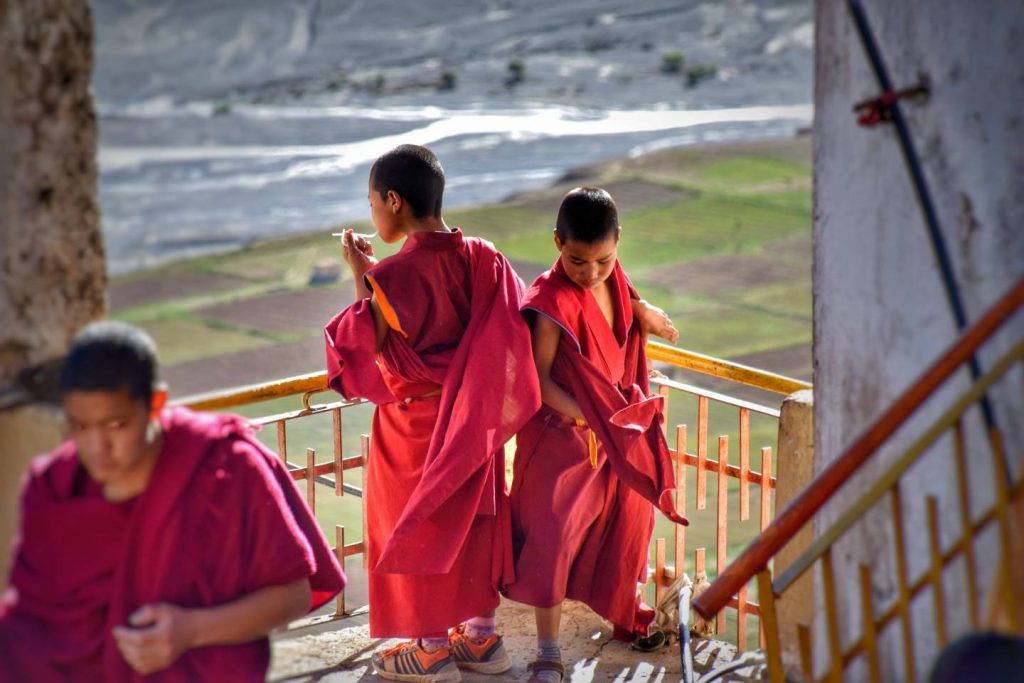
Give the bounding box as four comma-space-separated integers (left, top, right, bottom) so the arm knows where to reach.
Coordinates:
506, 258, 686, 638
323, 229, 540, 638
0, 407, 345, 682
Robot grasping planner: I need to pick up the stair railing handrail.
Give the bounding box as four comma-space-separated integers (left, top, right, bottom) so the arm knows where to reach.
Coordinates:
692, 276, 1024, 620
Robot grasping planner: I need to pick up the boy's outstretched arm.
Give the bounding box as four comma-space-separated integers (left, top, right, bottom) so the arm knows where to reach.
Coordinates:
112, 578, 311, 676
532, 314, 585, 421
631, 298, 679, 345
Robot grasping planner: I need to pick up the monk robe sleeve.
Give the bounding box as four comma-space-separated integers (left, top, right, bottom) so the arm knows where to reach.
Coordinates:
324, 300, 397, 404
230, 442, 320, 595
552, 338, 688, 526
232, 436, 344, 610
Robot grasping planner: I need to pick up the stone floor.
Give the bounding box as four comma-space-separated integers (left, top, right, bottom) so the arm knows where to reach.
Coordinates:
269, 599, 766, 683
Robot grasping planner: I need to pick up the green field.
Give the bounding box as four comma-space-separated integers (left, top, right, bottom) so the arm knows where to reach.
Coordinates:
112, 142, 813, 369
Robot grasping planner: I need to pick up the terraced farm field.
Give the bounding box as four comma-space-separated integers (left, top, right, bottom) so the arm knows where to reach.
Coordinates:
112, 134, 812, 392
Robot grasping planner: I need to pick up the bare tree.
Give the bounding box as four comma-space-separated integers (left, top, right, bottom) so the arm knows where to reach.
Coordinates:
0, 0, 106, 388
0, 0, 105, 584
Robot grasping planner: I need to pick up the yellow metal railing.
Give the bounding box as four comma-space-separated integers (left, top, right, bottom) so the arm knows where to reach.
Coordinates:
693, 278, 1024, 681
764, 341, 1021, 681
645, 341, 811, 396
181, 341, 811, 411
176, 340, 810, 637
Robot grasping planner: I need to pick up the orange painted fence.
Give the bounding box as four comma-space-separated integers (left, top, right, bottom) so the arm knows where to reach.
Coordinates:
180, 340, 812, 637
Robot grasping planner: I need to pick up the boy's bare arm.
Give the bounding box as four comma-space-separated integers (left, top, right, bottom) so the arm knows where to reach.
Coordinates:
631, 298, 679, 345
533, 314, 585, 421
112, 577, 311, 676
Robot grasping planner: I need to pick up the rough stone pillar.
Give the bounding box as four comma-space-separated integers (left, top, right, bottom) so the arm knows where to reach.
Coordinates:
773, 390, 815, 672
0, 0, 105, 585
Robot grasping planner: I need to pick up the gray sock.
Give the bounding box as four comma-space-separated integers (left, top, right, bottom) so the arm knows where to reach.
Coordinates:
534, 638, 562, 681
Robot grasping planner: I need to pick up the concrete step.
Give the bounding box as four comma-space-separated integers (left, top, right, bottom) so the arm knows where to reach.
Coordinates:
271, 598, 765, 682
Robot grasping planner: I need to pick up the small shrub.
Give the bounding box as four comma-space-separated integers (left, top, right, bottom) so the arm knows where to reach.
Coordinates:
327, 71, 348, 91
438, 70, 458, 91
584, 35, 617, 52
660, 51, 684, 74
685, 62, 718, 88
505, 59, 525, 87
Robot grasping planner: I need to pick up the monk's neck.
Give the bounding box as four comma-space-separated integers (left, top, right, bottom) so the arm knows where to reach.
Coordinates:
590, 279, 616, 330
403, 216, 451, 235
103, 426, 164, 502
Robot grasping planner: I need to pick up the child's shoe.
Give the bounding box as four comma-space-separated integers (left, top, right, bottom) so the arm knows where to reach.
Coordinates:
527, 658, 565, 682
447, 623, 513, 674
371, 640, 462, 682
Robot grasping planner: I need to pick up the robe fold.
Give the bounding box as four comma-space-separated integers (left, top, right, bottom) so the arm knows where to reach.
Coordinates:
506, 258, 686, 638
323, 229, 540, 638
0, 406, 345, 682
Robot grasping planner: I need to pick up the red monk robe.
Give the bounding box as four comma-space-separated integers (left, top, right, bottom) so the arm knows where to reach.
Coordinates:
0, 407, 345, 683
506, 257, 686, 638
323, 229, 540, 638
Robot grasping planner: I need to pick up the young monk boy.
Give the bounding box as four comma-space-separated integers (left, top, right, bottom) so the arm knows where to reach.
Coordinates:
0, 321, 345, 682
506, 187, 687, 682
323, 144, 540, 682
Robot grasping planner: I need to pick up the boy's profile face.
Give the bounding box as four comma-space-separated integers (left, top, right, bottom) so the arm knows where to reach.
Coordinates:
555, 230, 620, 290
62, 387, 165, 492
367, 177, 403, 243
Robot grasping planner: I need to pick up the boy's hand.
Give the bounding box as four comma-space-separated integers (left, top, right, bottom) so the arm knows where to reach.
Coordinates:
341, 229, 377, 278
633, 299, 679, 344
112, 603, 197, 675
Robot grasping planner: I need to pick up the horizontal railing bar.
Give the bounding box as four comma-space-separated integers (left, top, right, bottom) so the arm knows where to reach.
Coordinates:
290, 462, 335, 479
693, 278, 1024, 620
646, 340, 811, 396
287, 461, 364, 495
176, 372, 331, 410
651, 376, 782, 417
670, 448, 776, 489
338, 542, 365, 558
772, 342, 1022, 594
288, 457, 365, 478
174, 343, 811, 412
249, 400, 367, 426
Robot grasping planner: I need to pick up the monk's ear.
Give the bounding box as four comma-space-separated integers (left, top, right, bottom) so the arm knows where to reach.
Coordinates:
149, 386, 169, 418
553, 230, 563, 250
615, 225, 622, 243
386, 190, 403, 214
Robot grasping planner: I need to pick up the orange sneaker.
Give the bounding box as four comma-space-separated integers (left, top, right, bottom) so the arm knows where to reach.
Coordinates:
371, 640, 461, 682
447, 623, 512, 674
